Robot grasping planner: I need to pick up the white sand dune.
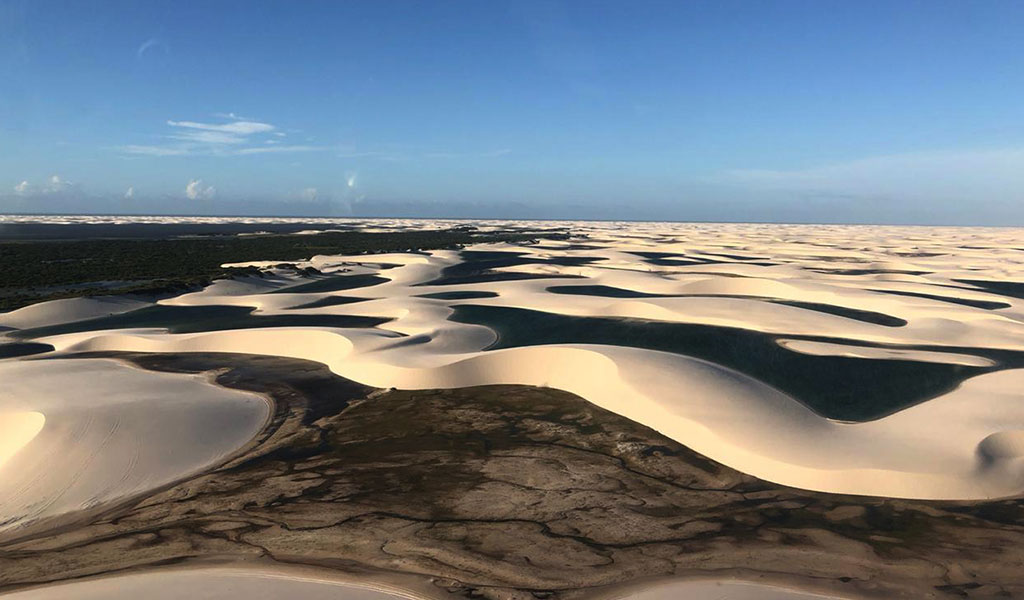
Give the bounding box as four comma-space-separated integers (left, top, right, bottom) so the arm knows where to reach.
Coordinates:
0, 566, 851, 600
0, 297, 149, 330
776, 338, 997, 366
0, 567, 430, 600
7, 219, 1024, 513
0, 359, 270, 541
50, 326, 1024, 499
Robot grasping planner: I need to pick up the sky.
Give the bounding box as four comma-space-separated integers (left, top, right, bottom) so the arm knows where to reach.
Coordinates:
2, 0, 1023, 224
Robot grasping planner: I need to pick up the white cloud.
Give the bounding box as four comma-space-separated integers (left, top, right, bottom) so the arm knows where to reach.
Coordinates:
9, 175, 80, 199
300, 187, 318, 202
164, 119, 274, 147
117, 116, 324, 157
346, 172, 358, 189
167, 130, 249, 145
185, 179, 215, 200
124, 186, 134, 199
167, 119, 275, 135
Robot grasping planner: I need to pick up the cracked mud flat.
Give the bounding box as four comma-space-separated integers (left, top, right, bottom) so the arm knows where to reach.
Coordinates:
2, 353, 1022, 600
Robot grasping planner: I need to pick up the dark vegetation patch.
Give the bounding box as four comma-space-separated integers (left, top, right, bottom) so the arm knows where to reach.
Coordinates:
271, 263, 323, 277
0, 342, 54, 359
0, 228, 545, 311
449, 305, 1021, 421
0, 222, 362, 241
416, 291, 500, 300
9, 304, 390, 339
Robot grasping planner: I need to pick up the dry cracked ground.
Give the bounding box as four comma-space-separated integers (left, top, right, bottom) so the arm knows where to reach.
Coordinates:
1, 352, 1022, 599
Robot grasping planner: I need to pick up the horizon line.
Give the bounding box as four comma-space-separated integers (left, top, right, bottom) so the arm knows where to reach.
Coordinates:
1, 211, 1022, 229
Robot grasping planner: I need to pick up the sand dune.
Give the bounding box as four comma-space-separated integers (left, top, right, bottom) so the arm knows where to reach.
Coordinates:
0, 359, 269, 542
7, 220, 1024, 513
0, 567, 428, 600
36, 319, 1024, 499
776, 338, 997, 366
0, 297, 149, 330
0, 567, 852, 600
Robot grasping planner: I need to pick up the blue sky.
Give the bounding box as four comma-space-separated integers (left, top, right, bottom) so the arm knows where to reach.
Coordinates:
2, 0, 1023, 223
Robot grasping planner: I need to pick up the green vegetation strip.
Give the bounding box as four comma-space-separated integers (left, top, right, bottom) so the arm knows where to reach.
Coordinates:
0, 229, 543, 311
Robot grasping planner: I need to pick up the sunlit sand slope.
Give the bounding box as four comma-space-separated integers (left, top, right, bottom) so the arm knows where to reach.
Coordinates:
0, 297, 148, 329
0, 359, 269, 540
0, 568, 425, 600
0, 567, 848, 600
0, 413, 44, 470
